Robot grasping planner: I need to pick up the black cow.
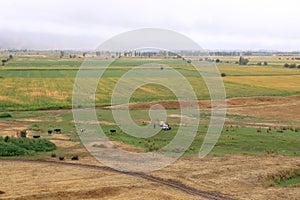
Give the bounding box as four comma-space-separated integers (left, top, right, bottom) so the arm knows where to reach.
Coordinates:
48, 130, 53, 134
110, 129, 116, 134
54, 129, 61, 133
33, 135, 40, 138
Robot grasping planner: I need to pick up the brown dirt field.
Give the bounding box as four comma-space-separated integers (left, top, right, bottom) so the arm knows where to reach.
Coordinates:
112, 141, 144, 153
112, 95, 300, 123
72, 120, 116, 126
109, 95, 298, 109
49, 139, 79, 148
151, 154, 300, 200
39, 95, 300, 124
0, 161, 203, 200
0, 121, 28, 137
226, 95, 300, 121
1, 154, 299, 200
38, 109, 72, 115
15, 118, 43, 122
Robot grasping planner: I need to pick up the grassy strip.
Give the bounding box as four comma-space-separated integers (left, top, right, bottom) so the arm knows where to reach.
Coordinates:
266, 168, 300, 187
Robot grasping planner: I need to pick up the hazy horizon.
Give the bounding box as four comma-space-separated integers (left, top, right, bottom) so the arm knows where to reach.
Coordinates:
1, 0, 299, 51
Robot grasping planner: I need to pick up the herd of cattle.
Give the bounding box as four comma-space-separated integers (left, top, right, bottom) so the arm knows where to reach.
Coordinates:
47, 128, 61, 134
32, 122, 171, 138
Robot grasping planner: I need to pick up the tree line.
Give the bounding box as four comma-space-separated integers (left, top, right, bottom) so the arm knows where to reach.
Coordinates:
284, 63, 300, 68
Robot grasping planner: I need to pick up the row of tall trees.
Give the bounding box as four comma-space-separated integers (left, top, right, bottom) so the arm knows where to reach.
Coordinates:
59, 51, 86, 58
284, 63, 300, 68
2, 55, 13, 66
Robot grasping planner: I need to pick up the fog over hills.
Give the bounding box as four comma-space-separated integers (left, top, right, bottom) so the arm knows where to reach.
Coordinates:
0, 0, 299, 51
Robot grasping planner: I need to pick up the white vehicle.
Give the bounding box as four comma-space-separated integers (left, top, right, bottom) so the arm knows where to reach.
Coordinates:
162, 124, 171, 131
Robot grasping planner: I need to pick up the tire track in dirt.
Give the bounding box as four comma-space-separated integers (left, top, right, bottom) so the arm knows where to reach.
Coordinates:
1, 159, 235, 200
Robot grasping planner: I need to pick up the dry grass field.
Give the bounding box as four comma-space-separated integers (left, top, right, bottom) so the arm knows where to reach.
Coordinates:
1, 154, 299, 200
0, 160, 203, 200
224, 75, 300, 92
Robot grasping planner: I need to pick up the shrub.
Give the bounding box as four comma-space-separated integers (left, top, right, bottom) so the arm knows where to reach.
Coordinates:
257, 128, 261, 133
8, 138, 56, 152
284, 63, 289, 68
290, 64, 296, 68
51, 153, 57, 157
264, 61, 268, 66
4, 136, 10, 142
59, 156, 65, 160
257, 62, 262, 66
0, 141, 29, 156
239, 56, 249, 65
0, 113, 12, 118
71, 155, 79, 160
215, 58, 220, 63
20, 130, 27, 138
297, 65, 300, 69
221, 73, 226, 77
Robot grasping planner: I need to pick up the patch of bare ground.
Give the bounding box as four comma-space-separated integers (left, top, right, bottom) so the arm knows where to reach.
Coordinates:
109, 95, 300, 123
15, 118, 43, 122
150, 154, 300, 200
112, 141, 144, 153
226, 95, 300, 121
72, 120, 116, 126
109, 100, 212, 110
1, 154, 299, 199
0, 122, 28, 137
49, 139, 79, 148
0, 161, 202, 200
38, 109, 71, 115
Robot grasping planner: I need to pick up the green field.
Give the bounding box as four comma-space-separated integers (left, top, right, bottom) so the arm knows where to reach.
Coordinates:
0, 56, 300, 111
1, 108, 300, 158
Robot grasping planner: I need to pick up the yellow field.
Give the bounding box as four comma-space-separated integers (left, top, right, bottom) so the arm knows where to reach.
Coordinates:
218, 66, 300, 76
224, 75, 300, 91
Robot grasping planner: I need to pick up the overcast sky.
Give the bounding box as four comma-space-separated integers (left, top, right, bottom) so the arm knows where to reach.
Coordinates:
0, 0, 299, 51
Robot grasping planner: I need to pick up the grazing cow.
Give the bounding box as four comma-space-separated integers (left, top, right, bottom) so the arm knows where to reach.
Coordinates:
48, 130, 53, 134
110, 129, 116, 134
54, 129, 61, 133
33, 135, 40, 138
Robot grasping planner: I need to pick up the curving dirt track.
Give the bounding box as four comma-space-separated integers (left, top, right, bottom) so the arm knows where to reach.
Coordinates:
0, 159, 234, 200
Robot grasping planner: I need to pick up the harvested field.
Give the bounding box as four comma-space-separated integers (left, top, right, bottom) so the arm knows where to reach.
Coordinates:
226, 95, 300, 121
151, 155, 300, 200
1, 154, 300, 200
0, 160, 216, 200
110, 95, 300, 122
224, 75, 300, 91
